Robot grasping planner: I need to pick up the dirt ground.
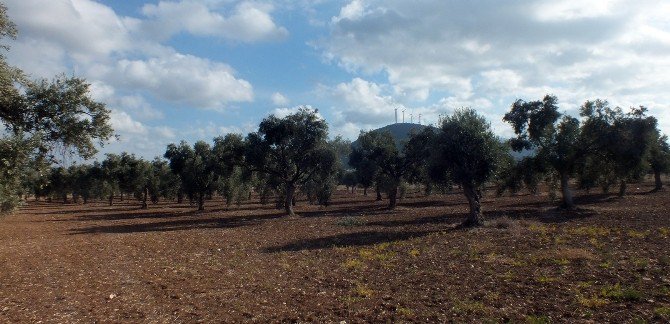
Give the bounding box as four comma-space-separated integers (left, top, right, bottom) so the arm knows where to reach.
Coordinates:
1, 181, 669, 323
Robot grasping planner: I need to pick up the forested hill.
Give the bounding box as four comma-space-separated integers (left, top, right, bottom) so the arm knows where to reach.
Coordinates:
352, 123, 436, 149
351, 122, 535, 160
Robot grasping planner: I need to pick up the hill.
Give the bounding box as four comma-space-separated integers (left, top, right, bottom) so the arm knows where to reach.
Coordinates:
351, 123, 435, 149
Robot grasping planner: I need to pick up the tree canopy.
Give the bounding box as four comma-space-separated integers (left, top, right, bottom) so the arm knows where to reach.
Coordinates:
429, 108, 504, 226
244, 107, 336, 216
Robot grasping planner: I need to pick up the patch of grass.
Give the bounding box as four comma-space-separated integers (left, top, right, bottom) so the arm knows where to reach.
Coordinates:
409, 249, 420, 257
655, 286, 670, 297
632, 258, 649, 271
342, 258, 364, 270
554, 258, 570, 266
589, 237, 605, 249
536, 276, 557, 284
627, 230, 650, 239
451, 299, 486, 315
576, 281, 594, 289
529, 224, 554, 234
659, 227, 670, 238
553, 235, 568, 245
599, 260, 613, 269
336, 217, 365, 227
569, 226, 611, 238
525, 314, 550, 323
601, 283, 643, 301
577, 295, 609, 308
654, 306, 670, 319
353, 283, 373, 298
501, 270, 515, 282
396, 306, 413, 317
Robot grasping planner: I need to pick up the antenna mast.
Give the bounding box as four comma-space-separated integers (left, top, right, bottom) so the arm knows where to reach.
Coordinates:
395, 108, 398, 124
402, 109, 405, 123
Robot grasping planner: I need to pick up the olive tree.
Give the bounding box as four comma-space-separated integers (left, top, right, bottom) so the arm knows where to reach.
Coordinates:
0, 7, 112, 212
244, 108, 336, 217
429, 109, 504, 226
350, 129, 431, 209
648, 133, 670, 191
580, 101, 658, 196
504, 95, 581, 208
165, 141, 217, 211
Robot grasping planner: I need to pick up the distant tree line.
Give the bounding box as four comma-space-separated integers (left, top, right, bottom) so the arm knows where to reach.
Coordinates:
2, 7, 669, 227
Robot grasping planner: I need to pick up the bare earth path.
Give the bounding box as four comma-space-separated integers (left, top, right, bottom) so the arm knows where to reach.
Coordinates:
1, 183, 669, 322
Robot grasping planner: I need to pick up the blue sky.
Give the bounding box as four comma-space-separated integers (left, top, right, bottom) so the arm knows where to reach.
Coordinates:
4, 0, 670, 159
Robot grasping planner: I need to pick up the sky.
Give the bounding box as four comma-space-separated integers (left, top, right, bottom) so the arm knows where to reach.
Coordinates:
3, 0, 670, 159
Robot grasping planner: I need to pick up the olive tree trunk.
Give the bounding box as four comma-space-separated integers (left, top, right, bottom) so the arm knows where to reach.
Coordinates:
141, 187, 148, 209
388, 185, 398, 209
560, 172, 574, 209
618, 179, 627, 197
654, 171, 663, 191
462, 184, 483, 227
198, 192, 205, 211
284, 183, 296, 217
375, 184, 382, 201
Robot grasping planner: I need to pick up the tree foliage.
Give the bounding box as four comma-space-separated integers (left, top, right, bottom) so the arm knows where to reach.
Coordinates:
504, 95, 581, 208
350, 128, 430, 209
580, 101, 658, 196
244, 107, 336, 216
429, 108, 504, 226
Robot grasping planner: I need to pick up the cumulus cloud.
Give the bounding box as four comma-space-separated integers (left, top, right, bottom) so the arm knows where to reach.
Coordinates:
112, 54, 253, 108
319, 0, 670, 135
140, 1, 288, 42
3, 0, 277, 110
271, 92, 289, 106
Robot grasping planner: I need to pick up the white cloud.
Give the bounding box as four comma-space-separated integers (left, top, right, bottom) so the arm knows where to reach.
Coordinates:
321, 0, 670, 136
111, 54, 253, 108
110, 110, 147, 135
140, 1, 288, 42
271, 92, 289, 106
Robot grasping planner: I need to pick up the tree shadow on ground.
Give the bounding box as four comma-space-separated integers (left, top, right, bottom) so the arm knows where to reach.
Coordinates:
296, 204, 394, 218
263, 230, 434, 253
501, 193, 614, 208
396, 199, 466, 209
69, 212, 283, 235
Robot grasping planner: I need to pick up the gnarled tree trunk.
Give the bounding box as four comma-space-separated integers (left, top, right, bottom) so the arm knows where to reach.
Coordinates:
462, 183, 483, 227
375, 184, 382, 201
108, 194, 114, 206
